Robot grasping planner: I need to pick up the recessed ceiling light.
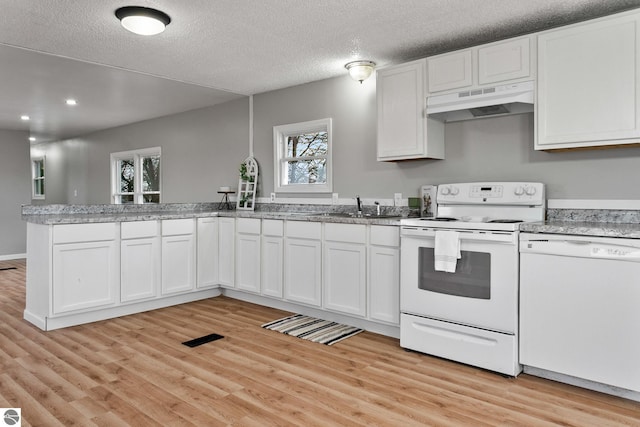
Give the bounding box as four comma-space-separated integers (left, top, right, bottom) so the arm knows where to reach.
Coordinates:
115, 6, 171, 36
66, 99, 77, 106
21, 115, 30, 121
29, 137, 36, 142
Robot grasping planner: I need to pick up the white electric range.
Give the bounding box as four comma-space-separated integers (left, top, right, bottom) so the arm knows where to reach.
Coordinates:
399, 182, 545, 376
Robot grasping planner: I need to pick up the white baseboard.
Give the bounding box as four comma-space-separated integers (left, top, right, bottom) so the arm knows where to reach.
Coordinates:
0, 253, 26, 261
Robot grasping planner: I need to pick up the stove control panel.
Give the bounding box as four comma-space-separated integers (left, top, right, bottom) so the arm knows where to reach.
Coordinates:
437, 182, 545, 205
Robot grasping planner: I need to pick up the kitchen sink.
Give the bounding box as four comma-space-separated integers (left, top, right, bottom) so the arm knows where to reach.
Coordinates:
315, 212, 402, 219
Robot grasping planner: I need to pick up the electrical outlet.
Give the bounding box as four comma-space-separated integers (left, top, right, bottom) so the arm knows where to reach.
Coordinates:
74, 189, 78, 197
394, 193, 402, 206
270, 192, 276, 202
332, 193, 339, 204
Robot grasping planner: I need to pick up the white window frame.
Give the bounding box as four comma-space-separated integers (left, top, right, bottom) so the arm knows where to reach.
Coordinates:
273, 118, 333, 193
110, 147, 161, 204
31, 156, 45, 200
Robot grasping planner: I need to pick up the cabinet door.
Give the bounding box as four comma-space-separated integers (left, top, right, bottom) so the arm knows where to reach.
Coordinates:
377, 59, 442, 161
537, 12, 640, 149
427, 50, 473, 93
284, 237, 322, 307
218, 217, 235, 287
369, 246, 400, 324
261, 235, 283, 298
197, 218, 219, 288
236, 232, 261, 293
121, 237, 160, 302
161, 234, 196, 295
52, 240, 118, 314
478, 37, 531, 85
323, 241, 366, 317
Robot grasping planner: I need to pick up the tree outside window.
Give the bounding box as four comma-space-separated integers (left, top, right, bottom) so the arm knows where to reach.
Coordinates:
111, 148, 161, 204
32, 156, 45, 200
274, 118, 332, 193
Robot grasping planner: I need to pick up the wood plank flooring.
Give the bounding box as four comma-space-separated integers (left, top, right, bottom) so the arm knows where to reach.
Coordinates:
1, 258, 639, 426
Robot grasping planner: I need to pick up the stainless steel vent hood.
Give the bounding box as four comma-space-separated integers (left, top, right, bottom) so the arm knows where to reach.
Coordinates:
427, 81, 534, 122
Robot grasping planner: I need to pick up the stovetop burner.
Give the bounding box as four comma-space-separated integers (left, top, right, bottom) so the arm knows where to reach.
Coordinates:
430, 217, 458, 222
487, 219, 524, 224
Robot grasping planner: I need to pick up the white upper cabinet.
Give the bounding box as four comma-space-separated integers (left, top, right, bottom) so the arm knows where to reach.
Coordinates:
376, 59, 444, 161
536, 10, 640, 150
478, 37, 531, 85
427, 36, 534, 94
427, 50, 473, 93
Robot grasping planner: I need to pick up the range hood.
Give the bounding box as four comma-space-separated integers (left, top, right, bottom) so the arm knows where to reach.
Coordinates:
427, 81, 534, 123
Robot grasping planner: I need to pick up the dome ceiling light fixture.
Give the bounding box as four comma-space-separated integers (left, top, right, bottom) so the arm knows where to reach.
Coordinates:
115, 6, 171, 36
345, 60, 376, 84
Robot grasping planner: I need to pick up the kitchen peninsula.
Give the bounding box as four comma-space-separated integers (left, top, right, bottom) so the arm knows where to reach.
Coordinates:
22, 203, 404, 336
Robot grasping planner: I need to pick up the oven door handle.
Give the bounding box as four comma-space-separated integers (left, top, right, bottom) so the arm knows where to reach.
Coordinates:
401, 227, 516, 243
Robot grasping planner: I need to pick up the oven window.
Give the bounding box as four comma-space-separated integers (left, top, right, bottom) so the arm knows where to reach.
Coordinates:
417, 247, 491, 299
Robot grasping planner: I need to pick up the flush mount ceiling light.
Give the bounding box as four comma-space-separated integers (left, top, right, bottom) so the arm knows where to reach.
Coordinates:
115, 6, 171, 36
345, 60, 376, 84
65, 99, 77, 106
21, 115, 30, 121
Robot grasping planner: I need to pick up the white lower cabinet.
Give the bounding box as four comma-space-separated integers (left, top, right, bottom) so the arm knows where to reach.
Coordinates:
197, 217, 219, 288
161, 219, 196, 295
235, 218, 261, 293
323, 223, 367, 317
121, 220, 160, 302
52, 223, 119, 314
368, 226, 400, 325
261, 219, 284, 298
284, 221, 322, 307
218, 217, 235, 287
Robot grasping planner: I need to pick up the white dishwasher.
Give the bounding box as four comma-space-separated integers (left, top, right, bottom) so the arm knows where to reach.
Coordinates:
519, 232, 640, 393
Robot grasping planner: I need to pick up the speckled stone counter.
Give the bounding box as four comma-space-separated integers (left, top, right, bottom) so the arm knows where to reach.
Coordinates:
22, 203, 407, 226
519, 221, 640, 239
520, 208, 640, 239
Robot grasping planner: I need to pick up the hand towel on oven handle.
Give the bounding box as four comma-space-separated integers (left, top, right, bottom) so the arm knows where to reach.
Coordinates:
434, 230, 461, 273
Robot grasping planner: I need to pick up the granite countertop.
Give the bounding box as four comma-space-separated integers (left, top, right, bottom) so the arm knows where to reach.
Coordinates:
520, 221, 640, 239
22, 203, 405, 226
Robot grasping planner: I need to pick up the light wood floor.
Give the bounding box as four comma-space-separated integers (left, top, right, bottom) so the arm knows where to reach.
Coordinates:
1, 259, 639, 426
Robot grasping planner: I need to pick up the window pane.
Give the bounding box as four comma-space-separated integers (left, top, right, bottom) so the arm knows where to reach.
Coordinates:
286, 131, 327, 158
117, 194, 135, 204
34, 160, 45, 178
286, 159, 327, 184
141, 156, 160, 192
143, 194, 160, 204
118, 159, 135, 193
34, 179, 44, 196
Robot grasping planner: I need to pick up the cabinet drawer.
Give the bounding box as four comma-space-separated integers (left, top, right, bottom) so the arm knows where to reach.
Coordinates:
370, 225, 400, 247
324, 223, 366, 244
53, 223, 117, 244
121, 220, 159, 239
262, 219, 284, 237
162, 218, 195, 236
237, 217, 261, 234
286, 221, 321, 240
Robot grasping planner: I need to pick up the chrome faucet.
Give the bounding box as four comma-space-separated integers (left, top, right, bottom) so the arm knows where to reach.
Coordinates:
374, 201, 381, 216
356, 195, 362, 216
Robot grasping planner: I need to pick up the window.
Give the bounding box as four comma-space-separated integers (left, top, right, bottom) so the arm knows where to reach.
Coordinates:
111, 147, 161, 204
32, 156, 45, 200
273, 118, 332, 193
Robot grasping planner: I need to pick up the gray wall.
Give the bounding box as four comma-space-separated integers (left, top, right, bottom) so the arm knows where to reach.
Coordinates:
34, 97, 250, 204
33, 74, 640, 206
1, 130, 30, 257
254, 75, 640, 201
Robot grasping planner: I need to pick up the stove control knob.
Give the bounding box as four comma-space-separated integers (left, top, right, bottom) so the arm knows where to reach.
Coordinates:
441, 186, 451, 195
525, 186, 537, 196
514, 186, 525, 196
450, 186, 459, 195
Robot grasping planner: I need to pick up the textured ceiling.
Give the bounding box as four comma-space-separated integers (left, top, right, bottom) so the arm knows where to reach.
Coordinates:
2, 0, 640, 142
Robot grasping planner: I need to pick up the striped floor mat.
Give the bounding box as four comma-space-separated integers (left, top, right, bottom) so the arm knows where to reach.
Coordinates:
261, 314, 363, 346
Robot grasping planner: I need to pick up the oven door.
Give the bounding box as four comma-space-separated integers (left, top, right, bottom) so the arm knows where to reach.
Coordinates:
400, 227, 519, 333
